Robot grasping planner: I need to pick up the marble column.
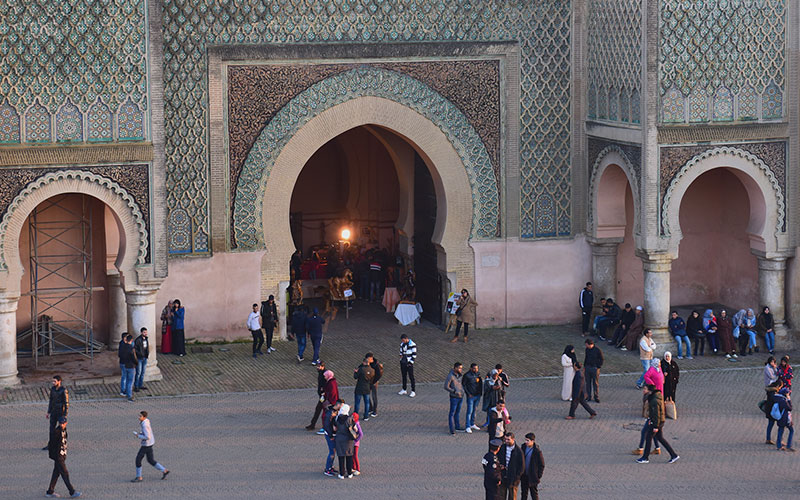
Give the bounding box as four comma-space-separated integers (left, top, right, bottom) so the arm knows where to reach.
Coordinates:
757, 257, 789, 345
589, 239, 622, 306
641, 255, 675, 355
107, 272, 127, 349
125, 288, 162, 382
0, 295, 21, 387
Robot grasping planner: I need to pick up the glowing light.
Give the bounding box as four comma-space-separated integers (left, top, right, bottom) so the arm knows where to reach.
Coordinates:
341, 228, 351, 240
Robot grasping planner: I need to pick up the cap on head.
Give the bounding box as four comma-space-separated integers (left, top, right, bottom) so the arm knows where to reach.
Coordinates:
636, 305, 643, 311
489, 439, 503, 448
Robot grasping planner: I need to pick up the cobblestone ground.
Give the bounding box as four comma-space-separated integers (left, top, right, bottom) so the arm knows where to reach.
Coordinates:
2, 301, 794, 404
1, 368, 795, 500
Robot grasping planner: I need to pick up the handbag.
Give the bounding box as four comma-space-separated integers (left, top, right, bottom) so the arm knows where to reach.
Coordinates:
758, 399, 768, 415
642, 399, 649, 418
664, 399, 677, 420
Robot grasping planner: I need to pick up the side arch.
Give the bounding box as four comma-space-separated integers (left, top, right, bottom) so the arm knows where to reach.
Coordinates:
662, 147, 786, 256
588, 146, 640, 239
232, 66, 499, 248
0, 170, 148, 295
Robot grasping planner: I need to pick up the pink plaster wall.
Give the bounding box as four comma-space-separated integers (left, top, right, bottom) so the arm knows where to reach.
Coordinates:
472, 237, 592, 328
670, 169, 758, 308
616, 184, 644, 306
156, 252, 264, 342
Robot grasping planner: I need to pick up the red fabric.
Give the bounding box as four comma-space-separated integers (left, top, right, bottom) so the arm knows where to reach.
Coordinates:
161, 325, 172, 354
324, 378, 339, 406
353, 445, 360, 471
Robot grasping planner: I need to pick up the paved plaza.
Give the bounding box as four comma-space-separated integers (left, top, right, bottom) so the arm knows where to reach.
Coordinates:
1, 367, 795, 500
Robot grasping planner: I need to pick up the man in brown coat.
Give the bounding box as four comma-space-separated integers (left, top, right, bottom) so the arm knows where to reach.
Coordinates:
452, 289, 478, 343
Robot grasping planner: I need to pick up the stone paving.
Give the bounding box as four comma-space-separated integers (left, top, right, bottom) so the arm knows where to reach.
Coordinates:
2, 301, 793, 405
1, 367, 795, 500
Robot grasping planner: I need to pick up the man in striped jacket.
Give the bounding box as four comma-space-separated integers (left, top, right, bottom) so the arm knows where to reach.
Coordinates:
398, 334, 417, 398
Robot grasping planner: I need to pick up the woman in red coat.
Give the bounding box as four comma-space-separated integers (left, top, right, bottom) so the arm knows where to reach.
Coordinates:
323, 370, 339, 406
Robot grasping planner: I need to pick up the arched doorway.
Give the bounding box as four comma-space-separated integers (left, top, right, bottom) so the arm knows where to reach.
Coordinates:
288, 124, 445, 325
671, 168, 758, 307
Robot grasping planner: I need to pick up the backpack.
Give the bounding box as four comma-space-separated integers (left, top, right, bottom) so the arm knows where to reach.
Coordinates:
770, 402, 784, 421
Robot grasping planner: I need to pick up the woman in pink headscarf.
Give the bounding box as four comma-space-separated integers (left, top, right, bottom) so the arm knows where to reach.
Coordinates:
643, 358, 664, 393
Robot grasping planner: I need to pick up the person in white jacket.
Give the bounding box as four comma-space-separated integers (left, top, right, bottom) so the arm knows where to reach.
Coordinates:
561, 345, 576, 401
131, 411, 170, 482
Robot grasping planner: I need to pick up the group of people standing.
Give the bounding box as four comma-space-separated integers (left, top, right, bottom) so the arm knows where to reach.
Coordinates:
245, 295, 280, 359
159, 299, 186, 356
117, 327, 152, 402
763, 355, 794, 451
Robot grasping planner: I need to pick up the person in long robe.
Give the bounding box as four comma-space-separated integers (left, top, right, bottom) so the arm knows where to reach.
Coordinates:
623, 306, 644, 351
561, 345, 577, 401
717, 309, 736, 358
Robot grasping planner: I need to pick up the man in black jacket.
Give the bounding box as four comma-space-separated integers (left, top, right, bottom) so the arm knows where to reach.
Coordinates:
353, 357, 374, 420
483, 439, 503, 500
367, 352, 383, 418
120, 335, 138, 402
43, 375, 69, 450
307, 308, 325, 365
133, 327, 150, 392
306, 361, 327, 431
497, 432, 524, 500
595, 298, 621, 340
611, 303, 635, 347
579, 282, 594, 336
566, 362, 596, 419
463, 363, 482, 433
260, 295, 279, 353
46, 417, 81, 498
583, 338, 604, 403
520, 432, 545, 500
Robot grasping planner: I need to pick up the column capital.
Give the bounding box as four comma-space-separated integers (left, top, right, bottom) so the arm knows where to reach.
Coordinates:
756, 256, 788, 272
639, 254, 672, 273
0, 294, 20, 313
588, 237, 622, 256
124, 287, 159, 306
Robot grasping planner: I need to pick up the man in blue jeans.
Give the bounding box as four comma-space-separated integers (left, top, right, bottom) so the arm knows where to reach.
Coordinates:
353, 357, 374, 420
133, 327, 150, 392
119, 334, 137, 402
462, 363, 482, 433
444, 362, 464, 435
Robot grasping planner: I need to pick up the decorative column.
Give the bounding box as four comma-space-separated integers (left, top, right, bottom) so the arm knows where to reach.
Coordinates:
589, 238, 622, 305
277, 280, 290, 340
0, 295, 21, 387
107, 272, 127, 349
125, 288, 162, 382
641, 255, 675, 354
757, 257, 789, 345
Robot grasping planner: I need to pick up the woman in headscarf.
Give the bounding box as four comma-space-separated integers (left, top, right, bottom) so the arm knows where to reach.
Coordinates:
743, 308, 758, 355
686, 310, 705, 357
661, 352, 680, 402
717, 309, 736, 358
764, 357, 778, 386
643, 358, 664, 393
561, 345, 577, 401
777, 355, 793, 392
160, 300, 174, 354
757, 306, 776, 355
623, 306, 645, 351
703, 309, 719, 354
732, 309, 748, 356
333, 403, 356, 478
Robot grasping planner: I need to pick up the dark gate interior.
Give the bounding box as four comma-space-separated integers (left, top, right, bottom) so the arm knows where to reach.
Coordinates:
413, 153, 442, 325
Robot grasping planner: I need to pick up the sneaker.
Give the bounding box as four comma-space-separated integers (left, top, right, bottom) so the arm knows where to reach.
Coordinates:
465, 427, 472, 433
70, 493, 82, 498
338, 474, 345, 479
323, 469, 335, 477
687, 356, 693, 360
128, 397, 135, 402
363, 417, 370, 421
631, 448, 643, 455
409, 391, 416, 398
677, 356, 683, 360
316, 429, 325, 435
725, 354, 731, 358
45, 494, 60, 498
120, 392, 125, 397
620, 347, 627, 351
369, 412, 377, 418
297, 355, 304, 362
668, 455, 680, 464
471, 425, 481, 430
268, 347, 276, 352
131, 477, 143, 482
787, 447, 797, 452
766, 440, 775, 445
352, 470, 360, 476
311, 361, 318, 366
732, 353, 738, 358
161, 470, 170, 480
636, 458, 649, 464
347, 474, 354, 479
598, 336, 606, 341
398, 389, 408, 395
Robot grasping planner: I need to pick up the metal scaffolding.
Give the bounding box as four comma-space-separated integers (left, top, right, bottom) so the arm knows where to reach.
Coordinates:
17, 194, 103, 367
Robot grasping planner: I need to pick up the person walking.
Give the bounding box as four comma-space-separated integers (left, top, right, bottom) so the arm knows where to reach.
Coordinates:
444, 362, 465, 434
637, 384, 680, 464
583, 338, 603, 403
497, 432, 524, 500
520, 432, 545, 500
333, 404, 356, 478
43, 375, 69, 451
636, 329, 656, 389
561, 346, 576, 401
398, 334, 416, 397
668, 311, 692, 359
306, 363, 332, 432
367, 353, 383, 418
644, 358, 664, 393
120, 334, 138, 402
307, 308, 325, 365
171, 299, 186, 356
353, 357, 375, 420
247, 303, 264, 358
45, 416, 81, 498
579, 282, 594, 336
463, 363, 483, 433
260, 295, 279, 353
160, 300, 173, 355
661, 352, 680, 402
452, 289, 477, 343
565, 362, 596, 419
291, 306, 308, 362
483, 439, 504, 500
131, 411, 170, 482
133, 327, 150, 391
